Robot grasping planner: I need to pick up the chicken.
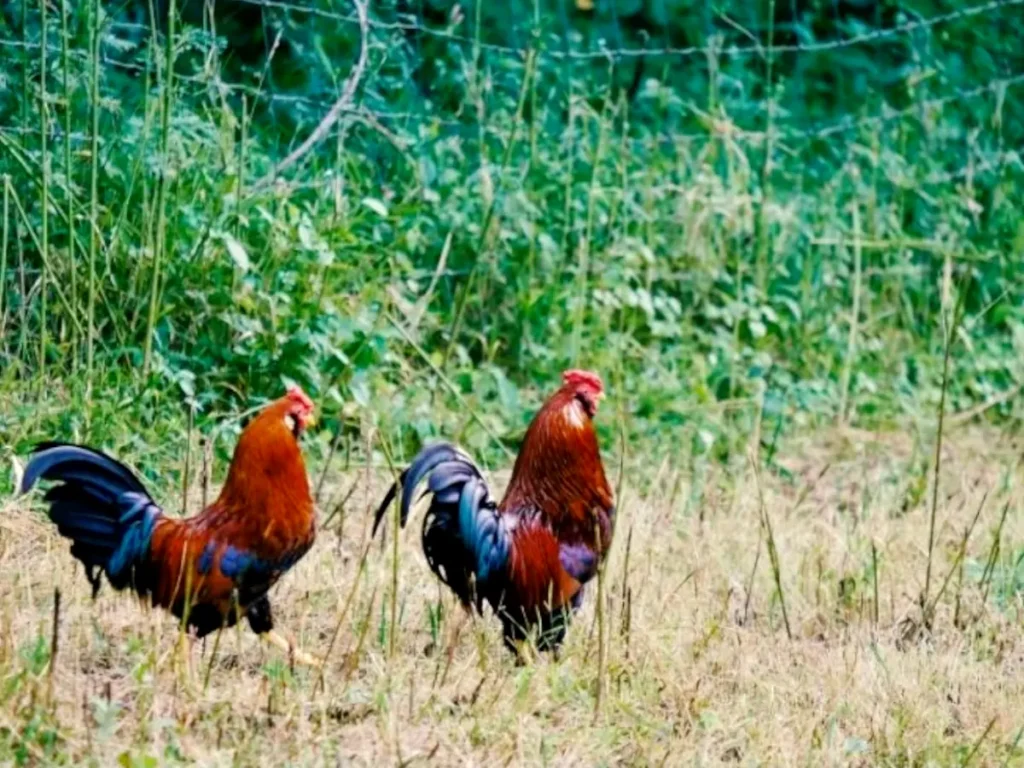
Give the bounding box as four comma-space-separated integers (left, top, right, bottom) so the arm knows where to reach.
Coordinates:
20, 386, 320, 666
374, 370, 614, 653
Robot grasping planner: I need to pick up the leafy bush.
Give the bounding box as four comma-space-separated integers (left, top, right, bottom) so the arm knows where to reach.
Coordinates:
0, 0, 1022, 477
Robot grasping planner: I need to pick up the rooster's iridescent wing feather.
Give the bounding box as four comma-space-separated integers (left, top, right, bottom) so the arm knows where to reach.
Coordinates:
21, 442, 164, 598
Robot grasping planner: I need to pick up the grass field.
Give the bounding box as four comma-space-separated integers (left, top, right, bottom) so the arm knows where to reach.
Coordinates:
3, 424, 1024, 766
2, 2, 1024, 763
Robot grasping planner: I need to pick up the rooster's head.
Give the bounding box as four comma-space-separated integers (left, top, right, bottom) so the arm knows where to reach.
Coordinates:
561, 369, 604, 418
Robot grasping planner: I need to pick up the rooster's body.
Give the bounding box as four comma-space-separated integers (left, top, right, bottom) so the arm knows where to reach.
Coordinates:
375, 370, 613, 652
20, 388, 318, 658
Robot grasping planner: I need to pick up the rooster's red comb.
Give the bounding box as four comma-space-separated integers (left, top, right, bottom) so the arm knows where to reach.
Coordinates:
285, 385, 314, 412
562, 369, 603, 394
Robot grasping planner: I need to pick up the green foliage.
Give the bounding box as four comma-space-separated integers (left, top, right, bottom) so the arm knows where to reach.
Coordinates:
0, 635, 62, 765
0, 0, 1022, 472
967, 547, 1024, 614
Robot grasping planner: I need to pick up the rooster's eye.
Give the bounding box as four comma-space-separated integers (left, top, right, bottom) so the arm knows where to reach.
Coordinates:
574, 392, 595, 418
284, 414, 299, 436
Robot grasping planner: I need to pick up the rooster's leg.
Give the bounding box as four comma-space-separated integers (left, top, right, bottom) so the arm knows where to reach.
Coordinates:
262, 630, 322, 668
246, 596, 322, 667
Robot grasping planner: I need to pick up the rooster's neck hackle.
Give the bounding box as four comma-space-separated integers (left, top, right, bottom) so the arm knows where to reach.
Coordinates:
218, 399, 312, 514
502, 385, 612, 518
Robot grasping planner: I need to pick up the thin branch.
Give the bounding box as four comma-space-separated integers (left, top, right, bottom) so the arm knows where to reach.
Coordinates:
948, 380, 1023, 428
249, 0, 370, 192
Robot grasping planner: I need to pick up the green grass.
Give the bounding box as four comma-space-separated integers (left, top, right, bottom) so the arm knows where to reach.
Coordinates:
0, 0, 1022, 469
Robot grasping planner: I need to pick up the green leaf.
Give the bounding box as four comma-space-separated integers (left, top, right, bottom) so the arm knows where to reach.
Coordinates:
362, 197, 389, 218
298, 219, 316, 250
222, 234, 251, 272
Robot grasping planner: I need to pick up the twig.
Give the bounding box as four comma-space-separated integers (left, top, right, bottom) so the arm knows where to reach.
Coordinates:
923, 271, 968, 626
750, 451, 792, 640
249, 0, 370, 191
47, 588, 61, 707
962, 717, 997, 767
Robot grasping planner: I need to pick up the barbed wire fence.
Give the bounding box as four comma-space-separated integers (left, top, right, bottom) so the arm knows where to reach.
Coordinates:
1, 0, 1022, 138
0, 0, 1020, 391
0, 0, 1021, 205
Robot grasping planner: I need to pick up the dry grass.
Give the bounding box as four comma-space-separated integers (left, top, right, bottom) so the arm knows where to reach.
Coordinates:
3, 427, 1024, 766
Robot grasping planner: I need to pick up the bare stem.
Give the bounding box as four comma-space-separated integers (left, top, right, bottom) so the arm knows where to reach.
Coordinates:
60, 0, 76, 371
378, 434, 402, 664
750, 452, 792, 640
838, 202, 862, 425
143, 0, 176, 374
0, 178, 10, 348
86, 0, 102, 398
38, 0, 49, 384
923, 268, 967, 624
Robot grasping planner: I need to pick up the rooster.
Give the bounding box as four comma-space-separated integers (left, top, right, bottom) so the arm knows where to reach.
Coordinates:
20, 386, 320, 666
374, 370, 614, 653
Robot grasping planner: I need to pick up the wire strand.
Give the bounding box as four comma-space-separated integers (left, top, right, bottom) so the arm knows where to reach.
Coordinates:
228, 0, 1024, 61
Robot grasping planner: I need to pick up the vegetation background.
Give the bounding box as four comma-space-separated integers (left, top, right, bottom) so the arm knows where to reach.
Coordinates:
1, 0, 1024, 763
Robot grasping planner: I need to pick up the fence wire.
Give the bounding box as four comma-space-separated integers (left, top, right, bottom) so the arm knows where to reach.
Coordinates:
230, 0, 1024, 61
3, 0, 1022, 61
0, 0, 1021, 166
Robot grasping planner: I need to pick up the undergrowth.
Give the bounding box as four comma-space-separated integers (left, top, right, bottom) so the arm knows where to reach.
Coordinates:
0, 0, 1020, 483
0, 3, 1023, 763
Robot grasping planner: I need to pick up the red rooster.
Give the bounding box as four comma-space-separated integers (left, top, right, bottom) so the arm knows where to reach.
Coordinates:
374, 370, 614, 653
20, 387, 320, 665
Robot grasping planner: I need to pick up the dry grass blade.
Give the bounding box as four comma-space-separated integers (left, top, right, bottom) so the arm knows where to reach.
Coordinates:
316, 427, 345, 505
928, 488, 988, 618
963, 717, 998, 766
46, 587, 60, 708
318, 540, 372, 692
750, 451, 792, 640
923, 270, 968, 625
